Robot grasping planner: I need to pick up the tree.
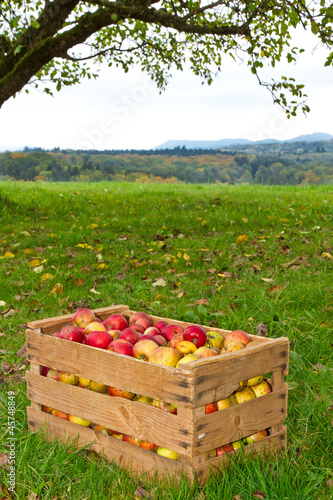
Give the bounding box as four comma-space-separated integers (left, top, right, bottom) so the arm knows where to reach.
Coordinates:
0, 1, 332, 112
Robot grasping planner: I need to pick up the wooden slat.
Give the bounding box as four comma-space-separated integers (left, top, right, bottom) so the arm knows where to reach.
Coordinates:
193, 387, 287, 455
27, 407, 195, 483
27, 305, 130, 335
26, 329, 194, 407
192, 337, 289, 406
194, 426, 287, 486
26, 372, 192, 454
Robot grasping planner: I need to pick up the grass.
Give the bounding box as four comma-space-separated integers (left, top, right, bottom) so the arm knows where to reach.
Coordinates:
0, 181, 332, 499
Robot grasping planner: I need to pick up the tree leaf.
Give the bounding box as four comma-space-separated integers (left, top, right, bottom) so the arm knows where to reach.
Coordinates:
152, 278, 167, 287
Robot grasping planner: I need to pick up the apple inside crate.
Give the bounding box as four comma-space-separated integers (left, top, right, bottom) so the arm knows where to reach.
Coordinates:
25, 304, 289, 485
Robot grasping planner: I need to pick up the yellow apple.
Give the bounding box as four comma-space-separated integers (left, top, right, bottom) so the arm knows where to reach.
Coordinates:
156, 447, 178, 460
176, 353, 199, 367
69, 415, 92, 427
247, 375, 264, 387
205, 331, 225, 349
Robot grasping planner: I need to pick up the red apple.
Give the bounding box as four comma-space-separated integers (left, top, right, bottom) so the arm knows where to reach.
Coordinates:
102, 314, 128, 331
60, 326, 84, 343
133, 338, 159, 361
245, 429, 269, 444
183, 325, 207, 348
216, 443, 233, 455
160, 324, 184, 342
118, 327, 141, 345
147, 334, 167, 346
205, 402, 218, 414
225, 330, 252, 347
129, 323, 145, 334
129, 311, 153, 327
154, 320, 169, 332
107, 386, 136, 399
86, 330, 112, 350
41, 366, 50, 377
122, 434, 141, 446
72, 308, 95, 328
42, 405, 53, 414
140, 440, 158, 452
135, 317, 150, 330
52, 409, 70, 420
169, 332, 184, 349
108, 338, 134, 356
149, 346, 181, 367
59, 325, 76, 338
52, 331, 61, 338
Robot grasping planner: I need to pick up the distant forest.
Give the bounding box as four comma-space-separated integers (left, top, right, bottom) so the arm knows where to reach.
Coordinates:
0, 140, 333, 185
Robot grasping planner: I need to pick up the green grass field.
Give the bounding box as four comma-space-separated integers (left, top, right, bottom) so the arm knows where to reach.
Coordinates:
0, 181, 332, 499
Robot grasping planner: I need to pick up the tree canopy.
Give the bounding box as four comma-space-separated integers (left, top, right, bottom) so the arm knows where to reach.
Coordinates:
0, 1, 332, 113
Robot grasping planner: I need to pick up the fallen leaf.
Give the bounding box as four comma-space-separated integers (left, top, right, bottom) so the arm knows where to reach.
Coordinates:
41, 273, 53, 281
256, 323, 268, 336
151, 278, 167, 287
193, 299, 209, 305
236, 234, 249, 244
89, 288, 101, 295
269, 285, 283, 294
0, 301, 6, 307
327, 478, 333, 489
253, 490, 267, 499
260, 277, 274, 282
28, 258, 41, 268
1, 362, 12, 374
51, 283, 63, 295
322, 252, 333, 259
28, 493, 39, 500
33, 265, 44, 273
3, 252, 15, 258
183, 253, 190, 261
3, 309, 16, 318
0, 453, 9, 467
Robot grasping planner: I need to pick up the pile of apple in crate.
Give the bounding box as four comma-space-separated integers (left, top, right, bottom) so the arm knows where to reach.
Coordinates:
26, 304, 289, 485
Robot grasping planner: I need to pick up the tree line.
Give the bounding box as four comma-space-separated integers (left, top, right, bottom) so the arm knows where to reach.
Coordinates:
0, 146, 332, 185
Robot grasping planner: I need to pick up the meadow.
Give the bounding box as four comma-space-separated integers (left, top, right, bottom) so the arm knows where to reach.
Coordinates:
0, 181, 332, 499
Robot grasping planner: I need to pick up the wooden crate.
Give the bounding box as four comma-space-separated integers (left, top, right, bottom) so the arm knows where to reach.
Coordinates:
25, 304, 289, 485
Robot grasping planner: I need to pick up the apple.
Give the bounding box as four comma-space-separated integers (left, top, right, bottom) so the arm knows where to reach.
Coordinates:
205, 449, 217, 459
52, 409, 70, 420
84, 321, 107, 336
152, 399, 177, 414
119, 327, 141, 345
231, 439, 244, 450
247, 375, 264, 387
169, 333, 184, 349
59, 372, 79, 385
195, 346, 218, 358
129, 323, 145, 334
129, 311, 153, 327
217, 397, 232, 410
59, 325, 74, 337
133, 394, 154, 405
69, 415, 92, 427
112, 433, 123, 440
216, 443, 234, 455
92, 423, 112, 436
225, 340, 245, 353
102, 314, 128, 331
175, 340, 197, 357
205, 402, 218, 414
41, 366, 50, 377
156, 447, 178, 461
122, 434, 141, 446
176, 353, 199, 367
60, 326, 85, 343
78, 377, 90, 388
234, 386, 256, 404
147, 334, 168, 346
160, 324, 184, 342
42, 405, 53, 414
154, 320, 168, 332
205, 331, 225, 349
72, 308, 95, 328
235, 380, 248, 391
46, 369, 61, 381
108, 338, 134, 356
149, 346, 181, 367
225, 330, 252, 347
183, 325, 207, 348
89, 381, 107, 393
140, 441, 158, 452
229, 394, 238, 406
87, 330, 112, 349
106, 329, 121, 340
251, 380, 272, 397
245, 429, 269, 444
133, 338, 159, 361
142, 326, 161, 337
107, 386, 136, 399
53, 331, 61, 338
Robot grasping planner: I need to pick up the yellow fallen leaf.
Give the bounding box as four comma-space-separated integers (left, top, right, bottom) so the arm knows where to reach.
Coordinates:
24, 248, 32, 254
33, 265, 44, 273
29, 258, 41, 268
3, 252, 15, 258
242, 218, 249, 223
97, 263, 107, 269
236, 235, 249, 244
89, 288, 100, 295
41, 273, 53, 281
177, 251, 182, 258
52, 283, 63, 295
87, 223, 98, 229
50, 233, 58, 238
183, 253, 190, 261
322, 252, 333, 259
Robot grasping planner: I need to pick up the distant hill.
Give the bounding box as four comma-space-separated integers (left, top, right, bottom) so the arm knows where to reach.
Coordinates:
154, 132, 333, 150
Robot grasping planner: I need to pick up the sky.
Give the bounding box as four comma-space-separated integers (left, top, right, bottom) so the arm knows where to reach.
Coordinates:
0, 29, 332, 151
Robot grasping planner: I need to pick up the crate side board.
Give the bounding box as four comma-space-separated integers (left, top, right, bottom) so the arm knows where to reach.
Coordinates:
194, 426, 287, 486
26, 371, 193, 454
26, 329, 195, 407
193, 387, 287, 455
27, 407, 196, 483
192, 337, 289, 406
